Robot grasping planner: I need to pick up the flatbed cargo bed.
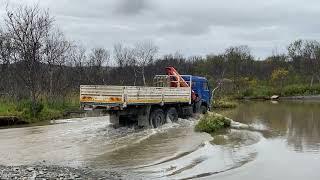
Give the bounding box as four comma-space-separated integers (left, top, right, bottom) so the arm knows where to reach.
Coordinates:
80, 85, 192, 109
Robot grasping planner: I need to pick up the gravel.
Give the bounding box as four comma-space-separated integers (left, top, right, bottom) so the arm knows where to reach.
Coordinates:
0, 165, 124, 180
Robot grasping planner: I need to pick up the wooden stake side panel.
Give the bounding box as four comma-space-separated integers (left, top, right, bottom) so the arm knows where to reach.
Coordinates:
80, 85, 191, 105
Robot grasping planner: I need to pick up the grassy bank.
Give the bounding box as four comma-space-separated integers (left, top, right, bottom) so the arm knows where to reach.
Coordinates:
240, 84, 320, 99
195, 113, 231, 134
0, 96, 80, 123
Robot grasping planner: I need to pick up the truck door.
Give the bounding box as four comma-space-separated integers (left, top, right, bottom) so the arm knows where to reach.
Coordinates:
202, 81, 211, 105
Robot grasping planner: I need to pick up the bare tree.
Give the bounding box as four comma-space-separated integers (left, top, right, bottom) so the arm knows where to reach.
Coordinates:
70, 45, 87, 87
0, 29, 13, 95
43, 29, 71, 97
88, 48, 109, 67
4, 5, 53, 116
114, 43, 133, 68
113, 43, 136, 84
133, 41, 158, 86
288, 40, 320, 87
87, 48, 110, 84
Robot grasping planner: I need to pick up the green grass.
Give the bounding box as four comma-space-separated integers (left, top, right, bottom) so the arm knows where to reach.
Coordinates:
241, 85, 274, 98
212, 98, 237, 109
195, 113, 231, 133
281, 84, 320, 96
239, 84, 320, 99
0, 98, 20, 117
0, 96, 80, 123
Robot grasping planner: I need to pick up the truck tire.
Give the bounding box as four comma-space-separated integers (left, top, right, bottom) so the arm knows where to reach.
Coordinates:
150, 108, 165, 128
166, 107, 178, 122
200, 105, 208, 114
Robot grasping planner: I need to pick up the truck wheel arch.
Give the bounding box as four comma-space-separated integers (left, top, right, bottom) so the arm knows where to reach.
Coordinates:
165, 107, 178, 122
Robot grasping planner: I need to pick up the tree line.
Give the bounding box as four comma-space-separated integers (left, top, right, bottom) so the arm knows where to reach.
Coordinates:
1, 5, 320, 112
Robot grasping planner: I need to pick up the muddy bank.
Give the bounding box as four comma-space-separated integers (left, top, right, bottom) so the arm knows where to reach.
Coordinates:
279, 95, 320, 100
0, 165, 123, 180
0, 116, 28, 126
0, 110, 88, 128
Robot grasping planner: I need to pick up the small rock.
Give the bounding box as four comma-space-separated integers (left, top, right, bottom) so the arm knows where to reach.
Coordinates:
271, 95, 279, 100
26, 167, 35, 172
14, 167, 20, 171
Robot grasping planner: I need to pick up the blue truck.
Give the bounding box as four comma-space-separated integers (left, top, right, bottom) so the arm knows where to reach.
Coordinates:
80, 67, 212, 128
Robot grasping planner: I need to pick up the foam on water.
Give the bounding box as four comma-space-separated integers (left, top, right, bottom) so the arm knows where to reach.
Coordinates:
132, 126, 264, 180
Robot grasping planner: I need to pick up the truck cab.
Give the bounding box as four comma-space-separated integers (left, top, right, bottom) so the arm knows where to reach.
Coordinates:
182, 76, 212, 113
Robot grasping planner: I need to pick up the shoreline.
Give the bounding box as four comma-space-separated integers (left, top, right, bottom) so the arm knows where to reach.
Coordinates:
241, 95, 320, 101
0, 165, 123, 180
0, 110, 86, 128
278, 95, 320, 100
0, 116, 28, 126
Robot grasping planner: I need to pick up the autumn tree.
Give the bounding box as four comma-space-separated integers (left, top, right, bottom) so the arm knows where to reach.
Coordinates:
224, 45, 253, 93
271, 68, 289, 88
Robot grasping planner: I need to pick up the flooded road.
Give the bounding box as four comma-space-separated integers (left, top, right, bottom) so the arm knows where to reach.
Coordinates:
1, 101, 320, 179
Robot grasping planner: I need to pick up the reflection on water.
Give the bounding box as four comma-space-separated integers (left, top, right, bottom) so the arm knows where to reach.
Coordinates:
221, 101, 320, 153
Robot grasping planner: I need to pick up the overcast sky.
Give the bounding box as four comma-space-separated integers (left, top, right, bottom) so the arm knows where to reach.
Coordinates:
1, 0, 320, 59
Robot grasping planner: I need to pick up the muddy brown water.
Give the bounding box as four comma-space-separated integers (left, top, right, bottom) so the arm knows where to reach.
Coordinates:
0, 101, 320, 179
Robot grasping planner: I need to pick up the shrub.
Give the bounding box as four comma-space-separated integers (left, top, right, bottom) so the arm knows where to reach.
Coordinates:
241, 85, 274, 98
0, 98, 18, 116
13, 100, 44, 121
0, 95, 80, 123
281, 84, 320, 96
195, 114, 231, 133
212, 100, 237, 109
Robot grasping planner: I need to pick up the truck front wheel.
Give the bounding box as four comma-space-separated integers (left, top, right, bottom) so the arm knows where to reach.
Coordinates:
150, 108, 165, 128
200, 105, 208, 114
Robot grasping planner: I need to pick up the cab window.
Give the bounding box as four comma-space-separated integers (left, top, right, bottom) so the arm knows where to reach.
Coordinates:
203, 82, 209, 90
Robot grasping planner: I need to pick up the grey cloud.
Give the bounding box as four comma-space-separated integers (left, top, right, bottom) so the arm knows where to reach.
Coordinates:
114, 0, 149, 16
158, 20, 212, 36
2, 0, 320, 58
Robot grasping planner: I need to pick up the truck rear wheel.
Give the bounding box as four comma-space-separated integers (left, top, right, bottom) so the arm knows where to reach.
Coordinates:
150, 108, 165, 128
166, 107, 178, 122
